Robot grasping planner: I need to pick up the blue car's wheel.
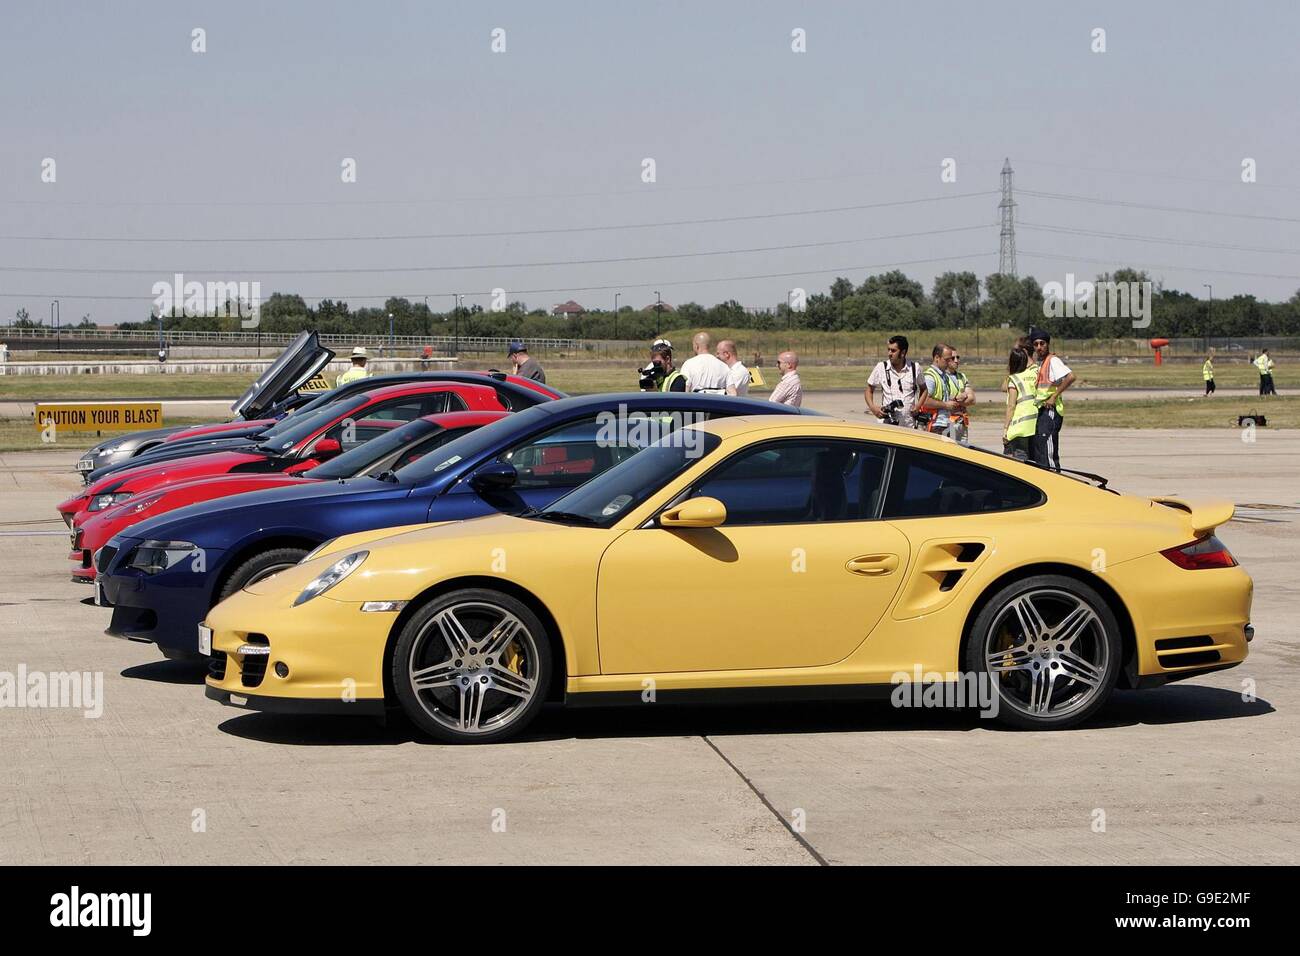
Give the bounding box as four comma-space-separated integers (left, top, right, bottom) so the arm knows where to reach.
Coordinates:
393, 589, 551, 744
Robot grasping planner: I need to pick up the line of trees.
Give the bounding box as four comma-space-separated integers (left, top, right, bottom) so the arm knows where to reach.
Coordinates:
96, 268, 1300, 341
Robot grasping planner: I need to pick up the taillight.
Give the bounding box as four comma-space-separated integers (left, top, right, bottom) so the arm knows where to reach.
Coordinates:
1161, 535, 1237, 570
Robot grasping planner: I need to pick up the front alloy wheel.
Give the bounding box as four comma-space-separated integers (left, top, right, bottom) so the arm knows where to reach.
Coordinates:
968, 575, 1121, 730
393, 589, 551, 744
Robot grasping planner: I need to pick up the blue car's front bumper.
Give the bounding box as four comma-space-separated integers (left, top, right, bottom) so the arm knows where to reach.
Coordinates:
100, 537, 226, 659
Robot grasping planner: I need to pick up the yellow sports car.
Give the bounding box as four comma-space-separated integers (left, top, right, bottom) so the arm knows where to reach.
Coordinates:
205, 415, 1253, 742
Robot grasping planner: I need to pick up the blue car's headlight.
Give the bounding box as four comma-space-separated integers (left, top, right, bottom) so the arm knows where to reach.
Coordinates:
127, 540, 199, 575
293, 551, 367, 607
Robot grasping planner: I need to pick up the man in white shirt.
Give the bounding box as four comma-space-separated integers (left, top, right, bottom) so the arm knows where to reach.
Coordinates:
1029, 327, 1075, 472
679, 332, 730, 394
716, 339, 750, 395
768, 351, 803, 407
865, 335, 927, 428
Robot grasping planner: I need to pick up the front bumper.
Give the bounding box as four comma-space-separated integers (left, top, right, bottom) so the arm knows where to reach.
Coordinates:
205, 685, 385, 717
203, 587, 393, 713
100, 539, 225, 655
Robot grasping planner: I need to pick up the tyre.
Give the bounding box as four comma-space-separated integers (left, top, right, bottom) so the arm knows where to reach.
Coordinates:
392, 588, 551, 744
965, 574, 1121, 730
217, 547, 310, 602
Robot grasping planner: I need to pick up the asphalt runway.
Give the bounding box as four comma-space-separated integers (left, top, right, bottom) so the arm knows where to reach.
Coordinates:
1, 426, 1296, 865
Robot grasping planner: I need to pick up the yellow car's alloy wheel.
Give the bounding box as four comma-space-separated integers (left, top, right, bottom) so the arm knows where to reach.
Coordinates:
402, 598, 544, 740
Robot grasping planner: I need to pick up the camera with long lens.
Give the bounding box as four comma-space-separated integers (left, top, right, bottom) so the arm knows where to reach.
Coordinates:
881, 399, 904, 425
639, 362, 664, 391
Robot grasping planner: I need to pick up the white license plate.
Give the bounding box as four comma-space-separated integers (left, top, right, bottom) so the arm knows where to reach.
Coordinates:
198, 624, 213, 656
94, 579, 106, 607
76, 459, 95, 472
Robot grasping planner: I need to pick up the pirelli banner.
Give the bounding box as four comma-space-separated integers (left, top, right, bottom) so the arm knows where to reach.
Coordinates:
35, 402, 163, 434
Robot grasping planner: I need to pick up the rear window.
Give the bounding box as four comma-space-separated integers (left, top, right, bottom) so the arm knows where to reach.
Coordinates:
882, 447, 1043, 518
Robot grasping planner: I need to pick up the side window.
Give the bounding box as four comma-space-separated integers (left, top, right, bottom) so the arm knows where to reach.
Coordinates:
882, 447, 1043, 518
362, 398, 427, 422
689, 440, 889, 526
443, 392, 467, 413
500, 411, 705, 491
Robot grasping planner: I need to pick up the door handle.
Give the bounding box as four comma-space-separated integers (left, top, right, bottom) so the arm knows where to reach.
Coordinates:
846, 554, 899, 576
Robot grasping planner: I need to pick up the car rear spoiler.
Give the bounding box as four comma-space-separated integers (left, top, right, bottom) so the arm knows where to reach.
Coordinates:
1150, 496, 1235, 536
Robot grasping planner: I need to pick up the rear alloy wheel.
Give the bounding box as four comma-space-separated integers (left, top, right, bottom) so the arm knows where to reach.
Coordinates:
967, 575, 1121, 730
393, 589, 551, 744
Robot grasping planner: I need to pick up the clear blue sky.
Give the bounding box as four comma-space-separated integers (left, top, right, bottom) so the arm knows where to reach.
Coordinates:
2, 0, 1298, 324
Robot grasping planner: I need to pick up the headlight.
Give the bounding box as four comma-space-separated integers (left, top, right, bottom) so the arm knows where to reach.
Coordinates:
127, 540, 199, 574
301, 538, 337, 563
88, 491, 134, 512
293, 551, 367, 606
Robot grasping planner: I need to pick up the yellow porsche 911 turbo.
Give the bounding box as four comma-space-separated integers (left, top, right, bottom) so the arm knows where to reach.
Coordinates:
205, 415, 1253, 743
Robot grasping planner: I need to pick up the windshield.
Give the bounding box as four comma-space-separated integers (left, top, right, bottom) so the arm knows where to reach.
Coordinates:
532, 431, 721, 527
305, 417, 439, 480
258, 395, 367, 454
394, 405, 552, 484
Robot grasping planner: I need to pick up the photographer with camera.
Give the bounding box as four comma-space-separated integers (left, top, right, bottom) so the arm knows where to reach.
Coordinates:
639, 338, 686, 392
865, 335, 927, 427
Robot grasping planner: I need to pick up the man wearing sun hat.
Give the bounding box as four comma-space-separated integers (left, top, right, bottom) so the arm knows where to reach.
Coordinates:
336, 346, 371, 386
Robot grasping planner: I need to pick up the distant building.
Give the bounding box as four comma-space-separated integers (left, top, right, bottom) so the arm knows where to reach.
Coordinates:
646, 301, 675, 313
551, 300, 586, 317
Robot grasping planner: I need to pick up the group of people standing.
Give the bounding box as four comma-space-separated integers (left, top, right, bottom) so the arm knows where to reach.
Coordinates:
642, 332, 804, 406
1202, 348, 1279, 397
862, 336, 974, 444
861, 329, 1072, 470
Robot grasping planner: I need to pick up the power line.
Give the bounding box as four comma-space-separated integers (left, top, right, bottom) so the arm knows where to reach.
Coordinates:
1020, 189, 1300, 224
1019, 249, 1300, 282
0, 223, 995, 276
0, 191, 997, 243
0, 160, 1010, 208
0, 250, 998, 302
1016, 157, 1300, 194
1020, 221, 1300, 256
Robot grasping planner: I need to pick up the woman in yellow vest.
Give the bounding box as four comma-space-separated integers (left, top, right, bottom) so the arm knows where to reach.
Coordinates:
1003, 347, 1038, 460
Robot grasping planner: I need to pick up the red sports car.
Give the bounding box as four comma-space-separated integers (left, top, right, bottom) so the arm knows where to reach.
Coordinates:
57, 380, 502, 527
68, 410, 507, 581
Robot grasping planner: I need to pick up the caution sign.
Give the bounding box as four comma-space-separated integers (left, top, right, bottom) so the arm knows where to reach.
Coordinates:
300, 374, 332, 392
34, 402, 163, 433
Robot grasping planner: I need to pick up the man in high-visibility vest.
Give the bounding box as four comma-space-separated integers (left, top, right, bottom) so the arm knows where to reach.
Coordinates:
1028, 328, 1075, 471
1203, 352, 1215, 396
1255, 349, 1276, 396
336, 346, 371, 386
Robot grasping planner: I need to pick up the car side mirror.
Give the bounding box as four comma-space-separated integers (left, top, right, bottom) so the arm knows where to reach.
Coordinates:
313, 437, 342, 458
659, 496, 727, 528
470, 461, 518, 493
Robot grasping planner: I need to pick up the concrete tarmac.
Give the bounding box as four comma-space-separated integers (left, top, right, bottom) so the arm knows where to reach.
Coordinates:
0, 427, 1296, 865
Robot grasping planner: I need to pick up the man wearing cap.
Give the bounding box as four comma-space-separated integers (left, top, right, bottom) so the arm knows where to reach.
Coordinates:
1028, 327, 1074, 471
336, 346, 371, 386
508, 341, 546, 383
650, 339, 686, 392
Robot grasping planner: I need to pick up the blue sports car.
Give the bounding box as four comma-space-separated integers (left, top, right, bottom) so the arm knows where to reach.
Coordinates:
96, 394, 805, 659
